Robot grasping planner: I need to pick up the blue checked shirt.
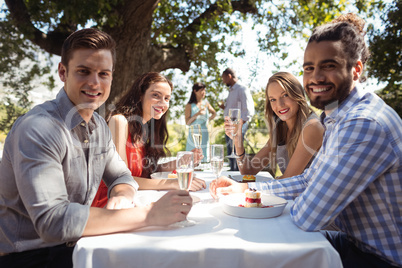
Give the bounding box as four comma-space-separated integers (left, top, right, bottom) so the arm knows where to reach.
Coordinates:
250, 87, 402, 266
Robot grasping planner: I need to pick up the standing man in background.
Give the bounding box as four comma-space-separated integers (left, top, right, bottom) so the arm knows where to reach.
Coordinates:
220, 68, 255, 171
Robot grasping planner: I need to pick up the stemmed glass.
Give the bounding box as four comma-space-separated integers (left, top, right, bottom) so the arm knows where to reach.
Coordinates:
172, 151, 196, 227
190, 124, 202, 149
210, 144, 224, 179
226, 108, 241, 158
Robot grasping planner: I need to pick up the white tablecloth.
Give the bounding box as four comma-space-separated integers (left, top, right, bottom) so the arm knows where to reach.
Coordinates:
73, 171, 342, 268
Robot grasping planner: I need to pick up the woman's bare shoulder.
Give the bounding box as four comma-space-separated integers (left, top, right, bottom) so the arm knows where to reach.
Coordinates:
109, 114, 128, 124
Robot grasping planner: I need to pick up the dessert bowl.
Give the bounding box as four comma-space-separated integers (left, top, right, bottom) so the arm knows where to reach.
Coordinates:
221, 193, 288, 219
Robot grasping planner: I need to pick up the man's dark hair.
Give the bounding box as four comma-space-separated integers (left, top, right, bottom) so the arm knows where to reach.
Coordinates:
308, 13, 370, 82
222, 68, 237, 78
61, 28, 116, 70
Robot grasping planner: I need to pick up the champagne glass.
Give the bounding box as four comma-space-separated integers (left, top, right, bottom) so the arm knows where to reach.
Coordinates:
172, 151, 196, 227
190, 124, 202, 149
210, 144, 224, 179
226, 108, 241, 158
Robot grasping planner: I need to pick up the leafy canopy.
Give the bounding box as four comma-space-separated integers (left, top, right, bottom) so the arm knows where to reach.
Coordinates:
1, 0, 398, 137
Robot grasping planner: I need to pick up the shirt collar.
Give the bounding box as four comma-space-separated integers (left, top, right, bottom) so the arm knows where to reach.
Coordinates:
320, 86, 363, 125
55, 88, 97, 131
229, 82, 240, 91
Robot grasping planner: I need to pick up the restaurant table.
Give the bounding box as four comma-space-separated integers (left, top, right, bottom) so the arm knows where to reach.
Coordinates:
73, 171, 342, 268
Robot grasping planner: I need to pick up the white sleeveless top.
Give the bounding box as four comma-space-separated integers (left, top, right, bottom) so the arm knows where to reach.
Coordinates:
275, 113, 319, 174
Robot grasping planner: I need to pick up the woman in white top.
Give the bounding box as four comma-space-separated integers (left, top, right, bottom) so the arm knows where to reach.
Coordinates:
225, 72, 324, 178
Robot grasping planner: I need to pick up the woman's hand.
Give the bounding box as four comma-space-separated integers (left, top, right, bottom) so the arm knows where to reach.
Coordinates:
191, 148, 204, 166
106, 184, 136, 209
198, 106, 206, 115
224, 117, 244, 140
106, 196, 135, 209
209, 176, 248, 199
189, 177, 207, 191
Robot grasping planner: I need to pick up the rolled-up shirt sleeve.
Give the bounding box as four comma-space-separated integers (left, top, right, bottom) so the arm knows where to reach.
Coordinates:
11, 114, 89, 242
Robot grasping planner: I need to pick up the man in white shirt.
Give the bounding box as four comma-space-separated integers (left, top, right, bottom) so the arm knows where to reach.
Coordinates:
220, 68, 255, 171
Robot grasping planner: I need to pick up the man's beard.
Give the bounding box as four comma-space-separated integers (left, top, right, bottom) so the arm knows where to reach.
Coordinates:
308, 78, 353, 110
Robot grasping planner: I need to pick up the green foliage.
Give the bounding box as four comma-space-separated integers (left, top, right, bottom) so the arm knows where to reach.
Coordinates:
166, 121, 187, 155
1, 0, 400, 136
23, 0, 123, 30
367, 0, 402, 117
245, 87, 268, 154
0, 14, 55, 133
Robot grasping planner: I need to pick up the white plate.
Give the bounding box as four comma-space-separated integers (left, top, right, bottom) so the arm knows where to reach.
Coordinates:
229, 174, 274, 182
150, 171, 176, 179
221, 193, 287, 219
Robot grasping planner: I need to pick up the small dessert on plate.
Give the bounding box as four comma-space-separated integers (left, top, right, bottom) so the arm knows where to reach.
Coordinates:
242, 175, 256, 182
244, 188, 262, 207
167, 170, 177, 179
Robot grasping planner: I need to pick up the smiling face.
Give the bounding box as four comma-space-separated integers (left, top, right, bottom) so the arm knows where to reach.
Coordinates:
58, 48, 113, 122
303, 40, 361, 111
267, 82, 299, 124
141, 82, 172, 123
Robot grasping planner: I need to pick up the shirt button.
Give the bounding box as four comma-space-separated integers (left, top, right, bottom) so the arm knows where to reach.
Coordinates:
84, 140, 89, 143
81, 123, 86, 127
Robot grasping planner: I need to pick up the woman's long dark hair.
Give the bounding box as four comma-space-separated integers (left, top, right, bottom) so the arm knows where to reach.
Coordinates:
187, 82, 205, 104
106, 72, 173, 177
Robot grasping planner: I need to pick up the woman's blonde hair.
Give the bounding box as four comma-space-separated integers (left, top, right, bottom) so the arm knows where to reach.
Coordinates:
264, 72, 313, 175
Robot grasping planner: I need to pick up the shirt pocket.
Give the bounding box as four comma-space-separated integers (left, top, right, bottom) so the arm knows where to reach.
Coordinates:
66, 154, 87, 202
91, 150, 107, 183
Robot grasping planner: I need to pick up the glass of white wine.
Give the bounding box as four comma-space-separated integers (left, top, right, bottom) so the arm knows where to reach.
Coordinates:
172, 151, 196, 227
210, 144, 224, 179
226, 108, 241, 158
190, 124, 202, 149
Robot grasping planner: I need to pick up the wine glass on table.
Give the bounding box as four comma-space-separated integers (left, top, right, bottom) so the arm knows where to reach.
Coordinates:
172, 151, 196, 227
226, 108, 241, 158
210, 144, 224, 179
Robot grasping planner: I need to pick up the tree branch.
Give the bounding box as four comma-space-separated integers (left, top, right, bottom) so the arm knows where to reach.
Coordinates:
147, 1, 258, 74
5, 0, 72, 55
185, 0, 258, 33
148, 44, 190, 73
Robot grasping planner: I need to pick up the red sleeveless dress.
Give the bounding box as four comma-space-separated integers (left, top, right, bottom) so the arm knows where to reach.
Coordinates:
91, 134, 144, 208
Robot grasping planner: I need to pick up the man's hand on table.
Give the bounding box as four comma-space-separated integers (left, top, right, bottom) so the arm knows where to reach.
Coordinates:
209, 176, 248, 199
146, 190, 193, 226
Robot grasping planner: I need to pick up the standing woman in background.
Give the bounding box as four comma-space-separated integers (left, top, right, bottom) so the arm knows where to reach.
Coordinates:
185, 82, 216, 162
92, 72, 206, 208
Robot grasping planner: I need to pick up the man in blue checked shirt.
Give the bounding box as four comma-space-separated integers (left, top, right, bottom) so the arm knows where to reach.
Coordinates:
210, 13, 401, 268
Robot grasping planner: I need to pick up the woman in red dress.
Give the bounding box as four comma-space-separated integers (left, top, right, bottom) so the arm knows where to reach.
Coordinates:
92, 72, 205, 208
